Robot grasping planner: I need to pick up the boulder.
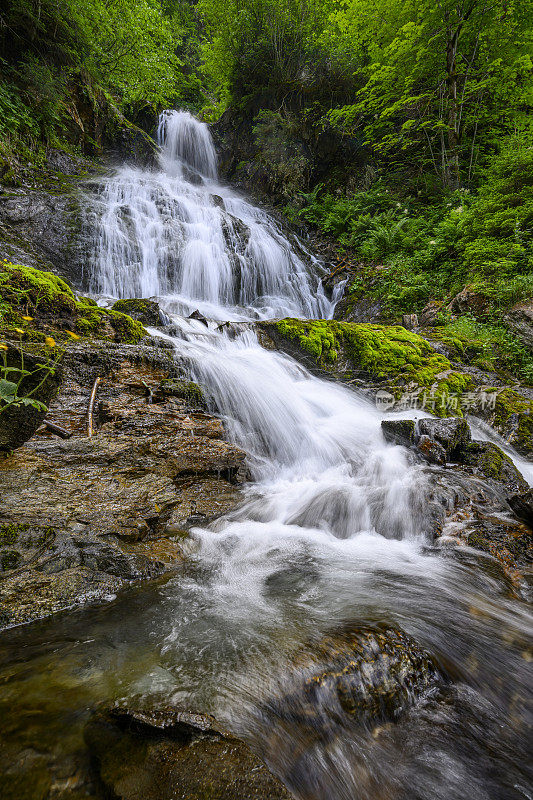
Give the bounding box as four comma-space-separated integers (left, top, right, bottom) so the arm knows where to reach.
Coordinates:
447, 286, 487, 317
0, 344, 63, 451
401, 313, 418, 330
381, 419, 416, 447
418, 300, 445, 326
417, 417, 471, 460
504, 300, 533, 353
112, 298, 162, 326
417, 434, 447, 465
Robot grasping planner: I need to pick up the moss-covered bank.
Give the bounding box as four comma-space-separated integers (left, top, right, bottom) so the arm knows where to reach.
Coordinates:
0, 260, 145, 344
266, 318, 472, 417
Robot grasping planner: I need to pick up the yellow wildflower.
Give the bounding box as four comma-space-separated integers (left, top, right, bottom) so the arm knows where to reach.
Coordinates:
14, 327, 25, 334
22, 315, 33, 322
44, 336, 56, 348
0, 343, 8, 351
65, 330, 80, 339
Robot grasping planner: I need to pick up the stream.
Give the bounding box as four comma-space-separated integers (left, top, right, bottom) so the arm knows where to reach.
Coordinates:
0, 111, 531, 800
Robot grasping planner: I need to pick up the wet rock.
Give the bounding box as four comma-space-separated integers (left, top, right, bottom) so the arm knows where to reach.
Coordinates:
152, 378, 207, 411
428, 466, 533, 596
253, 626, 442, 795
188, 309, 209, 327
417, 417, 471, 460
504, 300, 533, 352
460, 441, 528, 495
381, 419, 416, 447
507, 489, 533, 528
417, 435, 447, 465
0, 344, 63, 452
112, 298, 162, 326
0, 185, 88, 287
84, 702, 293, 800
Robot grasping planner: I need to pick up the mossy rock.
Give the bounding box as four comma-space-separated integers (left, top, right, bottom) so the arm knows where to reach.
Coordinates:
0, 261, 146, 345
156, 379, 207, 410
112, 299, 162, 326
461, 441, 528, 494
265, 319, 473, 417
75, 300, 146, 344
488, 388, 533, 458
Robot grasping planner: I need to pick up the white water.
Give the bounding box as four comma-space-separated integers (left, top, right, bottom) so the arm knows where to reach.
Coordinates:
85, 111, 532, 800
89, 110, 333, 321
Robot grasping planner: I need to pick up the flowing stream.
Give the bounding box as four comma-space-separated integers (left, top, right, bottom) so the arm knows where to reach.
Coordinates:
1, 111, 531, 800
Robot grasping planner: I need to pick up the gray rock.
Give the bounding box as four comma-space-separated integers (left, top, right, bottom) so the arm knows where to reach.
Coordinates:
381, 419, 416, 447
402, 313, 418, 330
504, 301, 533, 352
417, 417, 471, 460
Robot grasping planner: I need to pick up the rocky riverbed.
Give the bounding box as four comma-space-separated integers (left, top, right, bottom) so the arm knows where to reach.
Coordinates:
0, 335, 247, 628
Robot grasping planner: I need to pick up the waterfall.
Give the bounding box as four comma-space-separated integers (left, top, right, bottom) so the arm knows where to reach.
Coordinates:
82, 111, 532, 800
89, 110, 333, 320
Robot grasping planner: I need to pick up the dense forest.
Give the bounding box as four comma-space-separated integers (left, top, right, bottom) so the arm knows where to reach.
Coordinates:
1, 0, 532, 379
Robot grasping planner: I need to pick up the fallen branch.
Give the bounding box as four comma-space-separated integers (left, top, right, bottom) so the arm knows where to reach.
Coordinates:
87, 377, 101, 438
43, 420, 72, 439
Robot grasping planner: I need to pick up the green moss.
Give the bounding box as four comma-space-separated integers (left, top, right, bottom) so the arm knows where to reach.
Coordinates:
273, 318, 472, 416
112, 299, 151, 315
158, 379, 206, 407
275, 318, 339, 363
0, 260, 75, 321
0, 522, 28, 545
74, 300, 146, 343
107, 310, 146, 343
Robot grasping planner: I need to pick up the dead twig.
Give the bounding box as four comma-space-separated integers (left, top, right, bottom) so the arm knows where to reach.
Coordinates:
43, 420, 72, 439
87, 377, 101, 438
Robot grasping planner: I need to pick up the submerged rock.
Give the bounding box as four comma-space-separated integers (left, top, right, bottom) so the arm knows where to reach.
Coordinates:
84, 702, 293, 800
507, 489, 533, 528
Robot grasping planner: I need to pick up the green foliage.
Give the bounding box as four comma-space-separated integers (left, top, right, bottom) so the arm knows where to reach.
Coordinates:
0, 0, 205, 155
0, 345, 62, 416
295, 135, 533, 316
430, 315, 533, 384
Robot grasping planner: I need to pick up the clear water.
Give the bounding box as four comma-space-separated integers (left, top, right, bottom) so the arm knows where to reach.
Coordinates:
1, 111, 531, 800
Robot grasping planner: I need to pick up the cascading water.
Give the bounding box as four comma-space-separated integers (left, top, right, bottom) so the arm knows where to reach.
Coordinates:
88, 110, 333, 320
1, 111, 529, 800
